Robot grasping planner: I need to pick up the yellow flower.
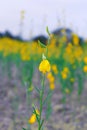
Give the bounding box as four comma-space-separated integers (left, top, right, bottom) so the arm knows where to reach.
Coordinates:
50, 83, 55, 90
39, 59, 51, 74
35, 109, 40, 115
28, 109, 39, 124
51, 64, 58, 74
47, 72, 55, 83
28, 114, 36, 124
49, 75, 55, 83
61, 72, 67, 79
70, 78, 75, 82
47, 72, 53, 79
83, 56, 87, 64
61, 67, 69, 79
83, 65, 87, 73
21, 53, 30, 61
65, 88, 70, 94
72, 34, 79, 46
20, 45, 30, 61
63, 67, 69, 74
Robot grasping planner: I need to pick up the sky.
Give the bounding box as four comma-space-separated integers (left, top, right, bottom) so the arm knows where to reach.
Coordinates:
0, 0, 87, 39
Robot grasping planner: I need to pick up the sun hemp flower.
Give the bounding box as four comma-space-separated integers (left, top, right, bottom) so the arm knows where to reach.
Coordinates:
28, 114, 36, 124
39, 59, 51, 74
83, 56, 87, 64
28, 109, 39, 124
83, 65, 87, 73
39, 54, 51, 74
50, 83, 55, 90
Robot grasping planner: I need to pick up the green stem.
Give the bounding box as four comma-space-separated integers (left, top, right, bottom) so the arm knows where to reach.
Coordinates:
38, 74, 45, 130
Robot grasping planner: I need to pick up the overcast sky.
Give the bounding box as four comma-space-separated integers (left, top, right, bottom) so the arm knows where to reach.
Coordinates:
0, 0, 87, 39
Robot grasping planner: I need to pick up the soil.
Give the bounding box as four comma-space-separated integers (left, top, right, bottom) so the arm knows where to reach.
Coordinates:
0, 65, 87, 130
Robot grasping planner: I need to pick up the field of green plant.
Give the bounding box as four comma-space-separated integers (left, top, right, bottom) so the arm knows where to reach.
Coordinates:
0, 28, 87, 130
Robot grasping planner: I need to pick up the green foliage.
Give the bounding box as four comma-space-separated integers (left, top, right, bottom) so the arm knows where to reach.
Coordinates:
38, 40, 46, 48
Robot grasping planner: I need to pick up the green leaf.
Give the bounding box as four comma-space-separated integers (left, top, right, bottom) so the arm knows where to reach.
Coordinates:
35, 86, 40, 93
38, 40, 46, 48
43, 91, 52, 105
46, 26, 50, 36
32, 107, 40, 123
40, 119, 44, 129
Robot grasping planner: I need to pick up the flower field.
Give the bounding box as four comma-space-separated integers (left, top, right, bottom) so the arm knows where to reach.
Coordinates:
0, 30, 87, 130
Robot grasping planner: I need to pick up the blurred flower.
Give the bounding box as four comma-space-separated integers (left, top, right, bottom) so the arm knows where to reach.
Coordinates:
83, 65, 87, 73
50, 83, 55, 90
61, 72, 67, 79
51, 64, 58, 74
83, 56, 87, 64
61, 67, 69, 79
47, 72, 55, 82
47, 72, 55, 90
63, 67, 69, 74
72, 34, 79, 46
20, 45, 30, 61
47, 72, 53, 79
70, 78, 75, 83
65, 88, 70, 94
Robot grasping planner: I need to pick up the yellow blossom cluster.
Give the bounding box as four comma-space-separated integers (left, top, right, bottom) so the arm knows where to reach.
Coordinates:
83, 56, 87, 73
72, 34, 79, 46
0, 35, 87, 64
61, 67, 69, 79
47, 72, 55, 90
0, 37, 44, 61
51, 64, 58, 74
